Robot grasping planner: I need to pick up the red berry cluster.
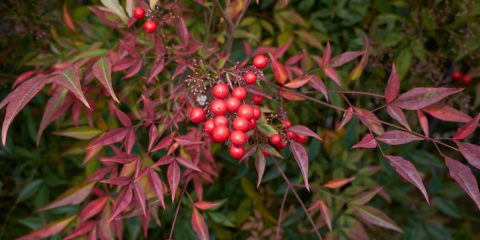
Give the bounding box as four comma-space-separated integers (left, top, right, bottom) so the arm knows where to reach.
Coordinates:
269, 120, 307, 149
189, 55, 269, 159
133, 7, 157, 33
452, 70, 473, 85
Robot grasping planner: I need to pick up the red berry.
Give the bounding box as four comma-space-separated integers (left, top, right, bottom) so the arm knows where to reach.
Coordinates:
253, 107, 261, 120
296, 134, 308, 143
204, 119, 215, 133
189, 107, 205, 123
270, 134, 281, 145
133, 7, 145, 20
213, 116, 229, 126
232, 87, 247, 100
452, 70, 462, 80
232, 117, 250, 132
276, 140, 286, 149
461, 75, 472, 85
143, 20, 157, 33
229, 145, 245, 159
225, 97, 241, 112
211, 125, 230, 142
282, 120, 292, 129
244, 72, 257, 84
212, 83, 230, 99
210, 100, 227, 116
230, 130, 248, 146
249, 118, 257, 130
286, 131, 296, 139
237, 104, 254, 119
253, 55, 268, 69
252, 95, 264, 105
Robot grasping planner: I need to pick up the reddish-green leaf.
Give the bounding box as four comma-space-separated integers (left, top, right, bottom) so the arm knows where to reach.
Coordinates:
78, 197, 108, 222
37, 88, 68, 145
110, 185, 133, 221
338, 107, 353, 129
350, 37, 369, 81
268, 53, 288, 85
386, 106, 411, 131
324, 66, 340, 86
377, 130, 423, 145
93, 57, 119, 103
329, 51, 364, 68
40, 182, 96, 211
148, 37, 166, 83
355, 108, 384, 135
352, 134, 377, 149
385, 64, 399, 104
354, 205, 402, 232
319, 200, 333, 231
385, 155, 429, 203
290, 141, 310, 191
255, 150, 266, 188
322, 42, 331, 67
455, 141, 480, 170
16, 216, 75, 240
194, 201, 221, 210
53, 69, 91, 109
175, 135, 204, 146
167, 162, 181, 202
178, 17, 189, 46
191, 208, 209, 240
134, 182, 147, 216
53, 127, 102, 140
323, 177, 355, 189
88, 128, 129, 149
392, 87, 463, 110
64, 221, 95, 240
444, 157, 480, 209
423, 103, 471, 123
284, 75, 312, 89
176, 157, 201, 172
417, 110, 429, 138
148, 169, 166, 209
289, 125, 321, 141
453, 113, 480, 140
353, 186, 383, 205
308, 75, 328, 101
63, 4, 77, 32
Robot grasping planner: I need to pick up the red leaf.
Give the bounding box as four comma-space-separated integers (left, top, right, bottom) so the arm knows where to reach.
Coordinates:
323, 177, 355, 189
350, 37, 369, 81
385, 64, 399, 103
100, 154, 137, 164
63, 4, 77, 32
148, 169, 166, 209
93, 57, 119, 103
53, 69, 91, 109
124, 59, 142, 78
308, 76, 328, 101
273, 37, 293, 59
167, 162, 181, 202
192, 208, 209, 240
318, 200, 333, 231
109, 102, 132, 127
171, 62, 187, 80
453, 113, 480, 140
134, 183, 147, 216
290, 141, 310, 191
268, 53, 288, 85
444, 157, 480, 210
151, 156, 175, 169
176, 157, 201, 172
455, 141, 480, 170
289, 125, 321, 141
354, 205, 402, 232
338, 107, 353, 129
88, 128, 129, 149
352, 134, 377, 149
385, 155, 429, 204
285, 53, 304, 66
194, 201, 221, 210
40, 182, 96, 211
281, 91, 306, 101
392, 87, 463, 110
175, 135, 204, 146
329, 51, 364, 68
78, 197, 108, 222
386, 106, 411, 131
148, 37, 166, 83
284, 75, 312, 89
377, 130, 423, 145
322, 42, 331, 67
423, 103, 472, 123
417, 110, 429, 138
12, 70, 37, 88
16, 216, 76, 240
255, 150, 266, 187
110, 185, 133, 221
148, 124, 159, 152
324, 66, 340, 86
37, 88, 68, 145
354, 108, 384, 135
100, 177, 131, 186
353, 186, 384, 205
178, 17, 189, 46
64, 221, 95, 240
124, 128, 136, 154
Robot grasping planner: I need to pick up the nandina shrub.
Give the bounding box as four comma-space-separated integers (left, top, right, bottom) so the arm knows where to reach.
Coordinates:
1, 1, 479, 239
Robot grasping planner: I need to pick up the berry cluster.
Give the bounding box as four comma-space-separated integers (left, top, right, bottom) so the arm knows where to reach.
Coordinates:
133, 7, 158, 33
452, 70, 473, 85
269, 120, 307, 149
189, 55, 269, 159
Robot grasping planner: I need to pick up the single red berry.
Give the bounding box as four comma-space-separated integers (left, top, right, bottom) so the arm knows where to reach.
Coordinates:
286, 131, 296, 139
253, 55, 268, 69
276, 140, 286, 149
225, 97, 241, 112
252, 95, 264, 105
282, 120, 292, 129
213, 116, 229, 126
296, 134, 308, 143
253, 107, 261, 120
230, 130, 248, 146
212, 83, 230, 99
232, 117, 250, 132
237, 104, 254, 119
461, 75, 472, 85
143, 20, 157, 33
189, 107, 205, 123
211, 125, 230, 142
249, 118, 257, 130
204, 119, 215, 133
232, 87, 247, 100
270, 134, 281, 145
452, 70, 463, 80
133, 7, 146, 20
229, 145, 245, 159
210, 99, 227, 116
244, 72, 257, 84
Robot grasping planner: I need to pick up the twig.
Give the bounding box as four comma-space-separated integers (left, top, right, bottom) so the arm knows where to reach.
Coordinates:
275, 188, 289, 240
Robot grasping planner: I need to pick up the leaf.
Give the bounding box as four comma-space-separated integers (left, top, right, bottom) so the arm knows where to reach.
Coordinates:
385, 64, 399, 103
150, 0, 159, 9
88, 128, 129, 149
354, 205, 402, 232
178, 17, 189, 46
255, 150, 266, 188
318, 200, 333, 231
281, 91, 306, 101
444, 157, 480, 210
423, 103, 471, 123
167, 162, 181, 202
17, 180, 43, 202
125, 0, 134, 17
63, 4, 77, 32
148, 169, 166, 209
350, 37, 369, 81
385, 155, 429, 203
284, 75, 312, 89
109, 102, 132, 127
53, 69, 91, 109
175, 135, 204, 146
40, 182, 96, 211
453, 113, 480, 140
176, 157, 201, 172
53, 127, 102, 140
100, 0, 128, 22
377, 130, 423, 145
329, 51, 364, 68
386, 106, 411, 131
323, 177, 355, 189
308, 75, 328, 101
124, 128, 136, 154
148, 124, 159, 152
417, 110, 429, 138
192, 208, 209, 240
322, 42, 331, 67
194, 201, 221, 210
37, 88, 68, 145
148, 37, 165, 83
64, 221, 95, 240
110, 185, 133, 221
93, 57, 119, 103
455, 141, 480, 170
290, 141, 310, 191
324, 66, 340, 86
352, 134, 377, 149
268, 53, 288, 85
289, 125, 321, 141
134, 183, 147, 216
78, 197, 109, 222
354, 108, 384, 135
392, 87, 463, 110
353, 187, 383, 205
338, 107, 353, 129
16, 216, 76, 240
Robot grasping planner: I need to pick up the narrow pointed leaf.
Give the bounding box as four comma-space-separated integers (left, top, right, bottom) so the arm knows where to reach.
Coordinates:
110, 185, 133, 221
54, 69, 90, 109
175, 135, 204, 146
355, 108, 384, 135
423, 103, 471, 123
284, 75, 312, 89
354, 205, 402, 232
338, 107, 353, 129
16, 216, 76, 240
40, 182, 96, 211
417, 110, 429, 138
289, 125, 321, 140
350, 37, 369, 81
93, 57, 119, 103
322, 42, 331, 67
167, 162, 181, 202
308, 75, 328, 101
176, 157, 201, 172
329, 51, 364, 68
268, 53, 288, 85
64, 221, 95, 240
444, 157, 480, 209
37, 88, 68, 145
255, 150, 266, 188
353, 187, 383, 205
79, 197, 109, 222
377, 130, 423, 145
352, 134, 377, 149
53, 127, 102, 140
453, 113, 480, 140
318, 200, 333, 231
148, 169, 166, 209
192, 208, 209, 240
323, 177, 355, 189
178, 17, 189, 46
386, 106, 411, 131
134, 183, 147, 216
385, 155, 429, 203
385, 64, 399, 103
392, 87, 463, 110
290, 141, 310, 191
455, 141, 480, 170
88, 128, 129, 149
194, 201, 221, 210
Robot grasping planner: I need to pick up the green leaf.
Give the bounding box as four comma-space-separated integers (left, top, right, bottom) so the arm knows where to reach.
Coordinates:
17, 180, 44, 202
53, 127, 103, 140
100, 0, 128, 22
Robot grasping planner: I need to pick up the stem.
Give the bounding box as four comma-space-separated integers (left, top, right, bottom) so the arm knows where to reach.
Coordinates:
168, 181, 189, 240
275, 188, 289, 240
